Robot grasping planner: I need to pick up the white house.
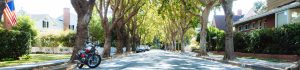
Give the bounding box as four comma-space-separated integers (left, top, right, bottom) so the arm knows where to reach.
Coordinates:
18, 8, 78, 35
56, 8, 78, 31
30, 14, 64, 35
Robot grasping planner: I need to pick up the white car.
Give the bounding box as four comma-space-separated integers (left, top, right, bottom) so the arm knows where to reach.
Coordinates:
136, 46, 146, 53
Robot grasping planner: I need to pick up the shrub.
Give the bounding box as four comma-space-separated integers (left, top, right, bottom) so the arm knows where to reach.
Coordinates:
0, 29, 31, 60
234, 23, 300, 55
40, 34, 61, 47
197, 27, 225, 51
38, 32, 75, 47
204, 23, 300, 55
13, 15, 38, 46
60, 32, 76, 47
0, 15, 36, 60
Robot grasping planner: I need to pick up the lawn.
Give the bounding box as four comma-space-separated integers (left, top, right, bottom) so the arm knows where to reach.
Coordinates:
0, 54, 71, 67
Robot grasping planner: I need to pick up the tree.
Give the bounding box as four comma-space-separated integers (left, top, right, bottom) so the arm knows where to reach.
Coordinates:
126, 16, 140, 52
112, 0, 145, 54
96, 0, 145, 57
136, 1, 164, 48
254, 1, 267, 14
13, 15, 38, 46
96, 0, 111, 57
181, 0, 219, 56
69, 0, 96, 63
221, 0, 236, 60
89, 8, 105, 43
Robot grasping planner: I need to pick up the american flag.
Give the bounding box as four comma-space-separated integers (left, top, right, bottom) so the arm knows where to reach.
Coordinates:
3, 0, 16, 26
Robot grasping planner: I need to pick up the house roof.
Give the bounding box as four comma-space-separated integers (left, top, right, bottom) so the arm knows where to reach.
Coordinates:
234, 2, 300, 25
30, 14, 58, 24
213, 15, 243, 30
240, 7, 257, 21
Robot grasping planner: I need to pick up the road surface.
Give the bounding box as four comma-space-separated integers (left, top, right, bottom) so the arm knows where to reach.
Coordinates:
79, 50, 249, 70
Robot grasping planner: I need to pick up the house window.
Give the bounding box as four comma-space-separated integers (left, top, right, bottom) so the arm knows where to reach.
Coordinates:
47, 22, 49, 28
238, 26, 242, 31
69, 25, 75, 30
252, 23, 255, 29
257, 20, 261, 29
241, 25, 246, 31
261, 19, 266, 29
276, 10, 289, 27
42, 20, 49, 28
249, 23, 252, 29
245, 24, 249, 30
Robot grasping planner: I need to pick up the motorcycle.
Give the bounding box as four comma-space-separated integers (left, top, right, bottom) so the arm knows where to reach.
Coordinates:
75, 40, 101, 68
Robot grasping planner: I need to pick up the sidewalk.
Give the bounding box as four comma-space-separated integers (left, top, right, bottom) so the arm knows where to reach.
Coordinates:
181, 52, 296, 70
0, 59, 68, 70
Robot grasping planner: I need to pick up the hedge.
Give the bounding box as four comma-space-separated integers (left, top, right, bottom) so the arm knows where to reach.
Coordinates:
37, 32, 76, 47
196, 27, 225, 51
0, 29, 31, 60
205, 23, 300, 55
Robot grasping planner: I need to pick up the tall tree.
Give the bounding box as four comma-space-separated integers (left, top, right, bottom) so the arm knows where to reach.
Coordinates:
96, 0, 111, 57
96, 0, 145, 57
181, 0, 219, 56
112, 0, 145, 54
69, 0, 96, 63
221, 0, 236, 60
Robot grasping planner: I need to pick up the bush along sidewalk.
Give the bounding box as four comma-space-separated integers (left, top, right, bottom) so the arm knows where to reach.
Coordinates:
0, 15, 37, 61
203, 23, 300, 55
233, 23, 300, 55
0, 29, 31, 60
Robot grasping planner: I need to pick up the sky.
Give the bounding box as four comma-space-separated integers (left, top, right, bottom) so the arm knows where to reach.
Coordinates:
209, 0, 265, 21
15, 0, 76, 18
14, 0, 264, 19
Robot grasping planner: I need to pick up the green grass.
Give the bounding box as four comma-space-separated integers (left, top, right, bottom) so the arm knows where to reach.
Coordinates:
0, 54, 71, 67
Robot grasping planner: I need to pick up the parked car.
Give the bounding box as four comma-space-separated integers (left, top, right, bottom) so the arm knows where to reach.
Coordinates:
136, 46, 146, 53
145, 46, 150, 51
136, 45, 151, 53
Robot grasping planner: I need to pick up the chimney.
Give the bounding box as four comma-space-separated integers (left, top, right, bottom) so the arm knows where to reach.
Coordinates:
63, 8, 70, 31
237, 9, 243, 16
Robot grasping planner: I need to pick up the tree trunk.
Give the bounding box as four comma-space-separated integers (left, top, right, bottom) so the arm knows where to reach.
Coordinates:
125, 31, 131, 53
173, 40, 176, 51
131, 35, 137, 51
222, 0, 236, 60
102, 31, 112, 57
115, 27, 123, 55
69, 14, 92, 63
180, 32, 185, 52
69, 0, 95, 63
198, 16, 209, 56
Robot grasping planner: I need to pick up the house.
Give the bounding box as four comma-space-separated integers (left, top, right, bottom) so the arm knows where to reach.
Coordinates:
30, 14, 63, 34
234, 0, 300, 32
56, 8, 78, 31
212, 10, 244, 31
26, 8, 77, 35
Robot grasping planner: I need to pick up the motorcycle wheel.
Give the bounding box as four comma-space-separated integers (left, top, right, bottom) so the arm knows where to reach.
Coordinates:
87, 55, 101, 68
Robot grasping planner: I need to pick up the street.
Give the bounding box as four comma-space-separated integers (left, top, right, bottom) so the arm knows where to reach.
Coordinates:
78, 50, 249, 70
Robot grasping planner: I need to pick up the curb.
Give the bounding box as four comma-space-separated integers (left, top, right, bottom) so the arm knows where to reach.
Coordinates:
0, 59, 68, 70
200, 57, 281, 70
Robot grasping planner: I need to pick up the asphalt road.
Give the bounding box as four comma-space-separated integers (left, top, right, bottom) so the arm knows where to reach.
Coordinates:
77, 50, 249, 70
